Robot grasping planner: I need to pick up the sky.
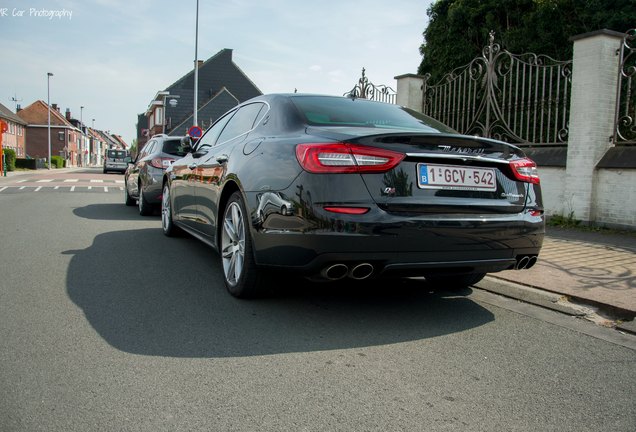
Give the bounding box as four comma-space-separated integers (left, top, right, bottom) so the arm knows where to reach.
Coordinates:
0, 0, 433, 145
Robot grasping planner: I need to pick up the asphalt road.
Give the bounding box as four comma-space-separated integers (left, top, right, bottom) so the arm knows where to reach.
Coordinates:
1, 169, 635, 431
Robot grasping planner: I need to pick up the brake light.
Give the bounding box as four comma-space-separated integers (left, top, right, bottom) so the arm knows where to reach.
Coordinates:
296, 143, 404, 174
323, 206, 370, 215
510, 158, 540, 184
150, 157, 176, 170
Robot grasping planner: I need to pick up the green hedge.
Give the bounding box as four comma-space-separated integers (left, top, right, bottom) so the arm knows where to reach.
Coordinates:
2, 148, 16, 171
51, 155, 65, 168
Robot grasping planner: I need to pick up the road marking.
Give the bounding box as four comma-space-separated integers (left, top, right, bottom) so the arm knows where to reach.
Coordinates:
119, 187, 123, 191
37, 179, 53, 183
90, 179, 104, 183
16, 180, 27, 183
70, 186, 75, 192
19, 186, 25, 190
34, 186, 42, 192
64, 179, 79, 183
0, 187, 6, 192
115, 180, 124, 184
54, 186, 59, 190
88, 186, 92, 190
104, 187, 109, 192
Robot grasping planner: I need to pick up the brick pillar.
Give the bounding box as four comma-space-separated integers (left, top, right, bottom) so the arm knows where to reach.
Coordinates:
394, 74, 426, 111
565, 30, 623, 223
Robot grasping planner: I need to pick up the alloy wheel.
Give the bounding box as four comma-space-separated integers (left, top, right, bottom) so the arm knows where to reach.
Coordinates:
221, 201, 245, 287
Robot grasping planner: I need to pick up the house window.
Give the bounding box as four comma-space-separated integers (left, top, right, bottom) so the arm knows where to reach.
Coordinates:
156, 107, 163, 126
58, 131, 65, 141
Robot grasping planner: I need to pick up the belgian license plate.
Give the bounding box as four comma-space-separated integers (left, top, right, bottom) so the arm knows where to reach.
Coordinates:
417, 163, 496, 191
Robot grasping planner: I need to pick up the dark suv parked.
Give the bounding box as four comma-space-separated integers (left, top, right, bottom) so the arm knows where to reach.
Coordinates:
125, 134, 186, 215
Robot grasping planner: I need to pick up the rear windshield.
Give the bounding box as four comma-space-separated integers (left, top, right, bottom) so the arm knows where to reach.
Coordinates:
107, 150, 127, 159
162, 139, 187, 157
290, 96, 455, 133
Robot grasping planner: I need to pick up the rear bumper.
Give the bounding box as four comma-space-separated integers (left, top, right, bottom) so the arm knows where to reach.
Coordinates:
251, 208, 544, 277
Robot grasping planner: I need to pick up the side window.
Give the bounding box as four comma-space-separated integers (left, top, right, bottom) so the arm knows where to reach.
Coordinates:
216, 103, 265, 145
140, 140, 154, 158
195, 111, 236, 153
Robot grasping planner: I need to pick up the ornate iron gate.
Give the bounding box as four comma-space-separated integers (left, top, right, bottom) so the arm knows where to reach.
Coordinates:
422, 32, 572, 146
344, 68, 397, 104
613, 29, 636, 145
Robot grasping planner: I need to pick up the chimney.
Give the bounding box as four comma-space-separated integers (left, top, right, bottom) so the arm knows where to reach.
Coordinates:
16, 104, 21, 112
197, 60, 204, 68
52, 103, 58, 111
65, 108, 71, 120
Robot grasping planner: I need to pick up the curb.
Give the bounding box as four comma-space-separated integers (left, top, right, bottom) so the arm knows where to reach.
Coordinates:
476, 277, 636, 333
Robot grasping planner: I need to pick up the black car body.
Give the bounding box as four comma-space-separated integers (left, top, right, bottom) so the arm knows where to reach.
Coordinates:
162, 94, 544, 298
125, 134, 186, 215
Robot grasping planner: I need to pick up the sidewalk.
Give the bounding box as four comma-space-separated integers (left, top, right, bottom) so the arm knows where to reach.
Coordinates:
489, 226, 636, 319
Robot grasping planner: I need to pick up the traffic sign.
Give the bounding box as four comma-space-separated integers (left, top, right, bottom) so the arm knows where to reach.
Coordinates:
188, 126, 203, 138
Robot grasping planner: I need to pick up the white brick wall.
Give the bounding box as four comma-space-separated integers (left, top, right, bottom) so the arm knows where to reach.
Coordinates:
593, 169, 636, 228
565, 32, 622, 222
537, 167, 567, 216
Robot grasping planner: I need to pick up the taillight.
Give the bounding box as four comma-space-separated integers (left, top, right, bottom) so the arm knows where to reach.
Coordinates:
150, 157, 176, 170
296, 143, 404, 174
510, 158, 540, 184
323, 206, 370, 215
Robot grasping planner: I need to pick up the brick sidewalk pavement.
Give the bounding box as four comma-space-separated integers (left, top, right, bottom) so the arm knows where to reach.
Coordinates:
492, 227, 636, 314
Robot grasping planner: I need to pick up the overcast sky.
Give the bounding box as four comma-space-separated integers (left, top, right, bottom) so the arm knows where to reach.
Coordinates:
1, 0, 432, 144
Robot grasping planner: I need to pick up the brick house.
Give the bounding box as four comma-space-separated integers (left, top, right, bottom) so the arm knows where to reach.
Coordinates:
17, 100, 82, 166
0, 102, 27, 158
138, 48, 262, 148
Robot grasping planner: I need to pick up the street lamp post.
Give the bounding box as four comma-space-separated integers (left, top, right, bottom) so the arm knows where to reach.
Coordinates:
160, 92, 180, 134
80, 106, 84, 167
47, 72, 53, 169
193, 0, 199, 127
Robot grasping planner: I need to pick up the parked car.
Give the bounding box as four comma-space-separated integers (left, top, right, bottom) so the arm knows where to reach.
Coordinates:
103, 149, 130, 174
161, 94, 544, 298
125, 134, 186, 215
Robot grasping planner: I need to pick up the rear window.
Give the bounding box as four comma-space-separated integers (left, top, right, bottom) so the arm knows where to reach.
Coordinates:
107, 150, 127, 159
162, 139, 187, 157
290, 96, 455, 133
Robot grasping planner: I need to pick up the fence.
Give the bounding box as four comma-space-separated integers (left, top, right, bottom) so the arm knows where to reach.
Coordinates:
614, 28, 636, 145
344, 68, 397, 104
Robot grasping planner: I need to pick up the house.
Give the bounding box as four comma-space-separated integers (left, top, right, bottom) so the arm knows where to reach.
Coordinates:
138, 48, 262, 148
17, 100, 82, 166
0, 102, 28, 158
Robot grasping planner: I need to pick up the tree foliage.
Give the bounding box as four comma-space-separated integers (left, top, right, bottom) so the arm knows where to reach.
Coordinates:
418, 0, 636, 82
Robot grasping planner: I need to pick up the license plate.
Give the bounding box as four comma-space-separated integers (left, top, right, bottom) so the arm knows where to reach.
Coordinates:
417, 163, 496, 191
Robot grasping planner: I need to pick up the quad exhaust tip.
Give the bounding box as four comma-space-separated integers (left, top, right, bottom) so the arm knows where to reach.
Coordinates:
515, 255, 538, 270
321, 263, 375, 281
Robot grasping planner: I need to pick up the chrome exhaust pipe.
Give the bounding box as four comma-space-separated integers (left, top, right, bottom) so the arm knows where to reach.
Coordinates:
516, 256, 530, 270
525, 256, 538, 269
349, 263, 374, 280
321, 263, 349, 281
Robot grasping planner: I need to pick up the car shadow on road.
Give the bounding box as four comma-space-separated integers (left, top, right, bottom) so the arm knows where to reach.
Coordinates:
65, 229, 494, 358
73, 203, 159, 220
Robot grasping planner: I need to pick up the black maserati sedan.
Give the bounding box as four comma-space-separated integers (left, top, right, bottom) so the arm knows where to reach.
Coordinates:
162, 94, 544, 298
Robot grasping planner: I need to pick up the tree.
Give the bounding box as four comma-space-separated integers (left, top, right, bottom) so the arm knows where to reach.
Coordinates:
418, 0, 636, 83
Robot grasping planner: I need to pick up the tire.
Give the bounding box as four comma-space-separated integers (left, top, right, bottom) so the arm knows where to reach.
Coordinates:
220, 191, 266, 298
138, 182, 153, 216
124, 182, 135, 206
425, 272, 486, 289
161, 183, 180, 237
